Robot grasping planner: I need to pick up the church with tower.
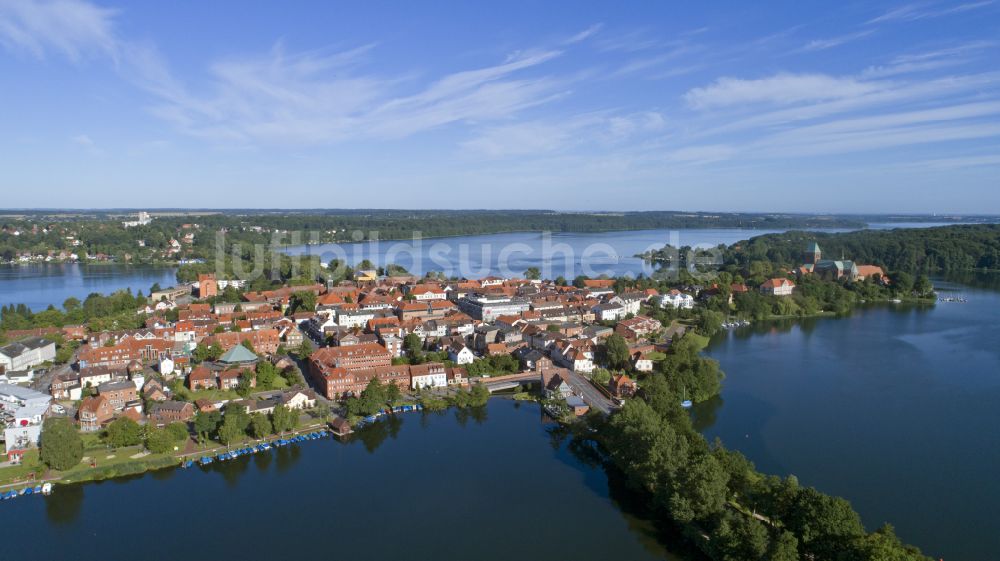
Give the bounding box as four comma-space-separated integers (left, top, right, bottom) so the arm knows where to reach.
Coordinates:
798, 242, 886, 283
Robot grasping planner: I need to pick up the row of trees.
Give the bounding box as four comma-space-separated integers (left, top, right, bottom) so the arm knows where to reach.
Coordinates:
193, 404, 299, 446
38, 416, 191, 472
104, 417, 189, 452
344, 378, 404, 417
1, 289, 149, 333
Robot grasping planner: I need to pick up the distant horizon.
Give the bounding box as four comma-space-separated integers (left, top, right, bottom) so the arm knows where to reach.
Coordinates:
0, 207, 998, 218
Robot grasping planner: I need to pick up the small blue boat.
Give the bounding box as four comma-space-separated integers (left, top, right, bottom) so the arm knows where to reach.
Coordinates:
200, 456, 212, 465
23, 487, 33, 496
681, 400, 693, 408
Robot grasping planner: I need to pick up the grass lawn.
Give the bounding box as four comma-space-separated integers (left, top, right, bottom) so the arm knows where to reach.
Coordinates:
686, 333, 711, 351
0, 444, 179, 487
0, 449, 43, 486
58, 445, 178, 484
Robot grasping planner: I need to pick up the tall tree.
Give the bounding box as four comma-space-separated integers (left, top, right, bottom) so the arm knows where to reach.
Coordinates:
604, 334, 631, 370
145, 427, 174, 454
193, 410, 221, 440
250, 413, 273, 438
104, 417, 142, 448
40, 417, 84, 470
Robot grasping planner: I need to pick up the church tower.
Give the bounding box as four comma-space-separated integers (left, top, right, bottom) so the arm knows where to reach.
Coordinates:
804, 242, 822, 265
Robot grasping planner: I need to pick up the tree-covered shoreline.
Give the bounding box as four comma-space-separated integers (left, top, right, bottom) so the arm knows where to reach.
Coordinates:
723, 224, 1000, 273
2, 210, 876, 265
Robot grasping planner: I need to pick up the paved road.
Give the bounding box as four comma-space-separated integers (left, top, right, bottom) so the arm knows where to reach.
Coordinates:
562, 369, 617, 415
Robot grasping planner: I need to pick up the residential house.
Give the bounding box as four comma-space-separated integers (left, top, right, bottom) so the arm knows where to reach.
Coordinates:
150, 400, 195, 426
194, 399, 217, 413
615, 315, 662, 340
50, 373, 82, 401
760, 278, 795, 296
188, 366, 216, 390
97, 380, 138, 411
609, 373, 638, 399
78, 395, 114, 431
541, 368, 573, 399
661, 289, 695, 309
592, 303, 626, 322
565, 395, 590, 416
218, 368, 253, 391
281, 388, 317, 410
445, 367, 468, 387
448, 341, 475, 365
632, 352, 654, 373
409, 362, 448, 390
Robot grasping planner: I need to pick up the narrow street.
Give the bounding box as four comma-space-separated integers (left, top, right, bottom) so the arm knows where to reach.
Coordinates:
561, 369, 617, 415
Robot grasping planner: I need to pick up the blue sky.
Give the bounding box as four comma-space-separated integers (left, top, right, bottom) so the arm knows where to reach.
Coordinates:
1, 0, 998, 213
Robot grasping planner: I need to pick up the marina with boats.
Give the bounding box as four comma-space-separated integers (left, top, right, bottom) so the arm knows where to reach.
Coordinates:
188, 430, 331, 468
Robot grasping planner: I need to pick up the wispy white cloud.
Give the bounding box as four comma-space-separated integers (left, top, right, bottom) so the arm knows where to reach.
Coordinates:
0, 0, 575, 146
863, 40, 998, 76
684, 73, 883, 109
461, 110, 666, 158
868, 1, 995, 24
0, 0, 117, 61
595, 29, 672, 53
800, 30, 875, 52
564, 23, 603, 45
666, 144, 736, 164
612, 44, 700, 77
134, 45, 570, 145
695, 71, 1000, 138
890, 152, 1000, 170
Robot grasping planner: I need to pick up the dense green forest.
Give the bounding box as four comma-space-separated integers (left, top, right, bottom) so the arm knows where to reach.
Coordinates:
723, 225, 1000, 272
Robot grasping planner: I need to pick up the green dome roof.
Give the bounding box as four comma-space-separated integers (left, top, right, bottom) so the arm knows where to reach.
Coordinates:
219, 344, 258, 363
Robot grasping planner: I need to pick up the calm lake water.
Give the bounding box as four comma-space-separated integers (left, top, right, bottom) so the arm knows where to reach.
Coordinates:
0, 401, 676, 561
697, 274, 1000, 561
282, 222, 936, 280
0, 263, 177, 311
